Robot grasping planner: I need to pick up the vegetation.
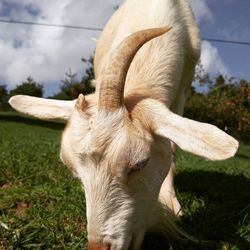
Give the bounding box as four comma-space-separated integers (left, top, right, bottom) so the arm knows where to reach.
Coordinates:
0, 59, 249, 248
0, 85, 8, 110
0, 57, 94, 110
9, 77, 43, 98
49, 57, 95, 100
0, 113, 86, 249
0, 112, 249, 249
1, 60, 249, 138
185, 73, 250, 137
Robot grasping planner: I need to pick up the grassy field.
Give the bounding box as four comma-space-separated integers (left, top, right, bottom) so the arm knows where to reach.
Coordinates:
0, 112, 249, 249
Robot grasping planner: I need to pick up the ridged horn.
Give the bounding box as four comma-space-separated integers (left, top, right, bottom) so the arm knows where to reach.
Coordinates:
98, 26, 172, 112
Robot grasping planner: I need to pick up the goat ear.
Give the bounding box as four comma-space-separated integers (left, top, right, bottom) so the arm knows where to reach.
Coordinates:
9, 95, 76, 121
142, 99, 239, 160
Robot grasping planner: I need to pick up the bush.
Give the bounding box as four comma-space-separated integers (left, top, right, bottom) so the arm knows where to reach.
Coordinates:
185, 76, 250, 136
9, 77, 43, 97
0, 85, 9, 110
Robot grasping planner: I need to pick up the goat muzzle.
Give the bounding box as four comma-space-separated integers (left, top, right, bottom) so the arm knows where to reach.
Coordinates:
87, 241, 111, 250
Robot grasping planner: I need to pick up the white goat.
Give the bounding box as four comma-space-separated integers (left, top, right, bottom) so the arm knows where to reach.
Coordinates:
9, 0, 238, 249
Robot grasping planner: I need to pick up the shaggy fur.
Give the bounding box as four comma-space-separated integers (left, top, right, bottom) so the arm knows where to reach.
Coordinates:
9, 1, 239, 249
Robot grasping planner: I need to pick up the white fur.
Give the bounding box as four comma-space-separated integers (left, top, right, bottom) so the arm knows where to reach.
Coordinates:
8, 1, 239, 249
9, 95, 75, 121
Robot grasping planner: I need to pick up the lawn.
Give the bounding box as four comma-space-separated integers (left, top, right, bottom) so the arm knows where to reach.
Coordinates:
0, 112, 249, 249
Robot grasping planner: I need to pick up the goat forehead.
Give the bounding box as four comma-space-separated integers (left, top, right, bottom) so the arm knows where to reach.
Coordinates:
67, 108, 151, 152
86, 129, 151, 170
62, 126, 152, 179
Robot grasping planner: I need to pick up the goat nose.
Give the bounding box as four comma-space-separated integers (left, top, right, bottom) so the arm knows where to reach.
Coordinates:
87, 242, 111, 250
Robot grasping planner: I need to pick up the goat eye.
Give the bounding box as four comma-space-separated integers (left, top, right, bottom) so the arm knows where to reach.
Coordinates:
130, 159, 149, 173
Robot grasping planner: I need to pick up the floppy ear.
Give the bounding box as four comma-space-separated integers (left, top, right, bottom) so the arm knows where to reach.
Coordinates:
9, 95, 76, 121
140, 99, 239, 160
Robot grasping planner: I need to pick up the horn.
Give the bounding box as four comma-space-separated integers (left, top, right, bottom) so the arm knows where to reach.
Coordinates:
98, 26, 172, 112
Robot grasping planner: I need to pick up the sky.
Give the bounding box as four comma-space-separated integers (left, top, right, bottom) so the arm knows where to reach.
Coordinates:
0, 0, 249, 97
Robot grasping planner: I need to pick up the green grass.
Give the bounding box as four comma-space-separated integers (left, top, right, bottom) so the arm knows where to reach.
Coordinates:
175, 149, 250, 249
0, 112, 249, 249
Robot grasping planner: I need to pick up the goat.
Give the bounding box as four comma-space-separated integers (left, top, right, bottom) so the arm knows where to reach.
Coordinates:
9, 0, 239, 249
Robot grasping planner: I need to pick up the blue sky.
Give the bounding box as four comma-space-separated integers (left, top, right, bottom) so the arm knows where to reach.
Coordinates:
197, 0, 250, 81
0, 0, 249, 97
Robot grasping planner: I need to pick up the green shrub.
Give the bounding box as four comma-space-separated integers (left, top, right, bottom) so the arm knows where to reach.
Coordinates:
185, 76, 250, 136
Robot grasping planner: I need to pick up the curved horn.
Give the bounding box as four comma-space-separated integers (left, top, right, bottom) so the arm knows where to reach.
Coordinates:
98, 26, 172, 112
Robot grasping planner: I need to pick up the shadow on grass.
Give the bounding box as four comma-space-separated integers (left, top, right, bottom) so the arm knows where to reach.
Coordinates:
236, 153, 250, 160
141, 170, 250, 250
175, 170, 250, 249
0, 113, 64, 130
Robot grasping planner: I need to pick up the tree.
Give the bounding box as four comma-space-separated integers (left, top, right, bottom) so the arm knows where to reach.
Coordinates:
80, 56, 95, 95
51, 69, 82, 100
9, 77, 43, 97
185, 70, 250, 137
194, 61, 212, 87
61, 68, 78, 86
51, 57, 95, 100
0, 85, 8, 110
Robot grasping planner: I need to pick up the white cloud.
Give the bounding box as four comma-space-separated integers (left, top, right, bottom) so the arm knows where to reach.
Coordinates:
0, 0, 121, 95
200, 41, 229, 76
189, 1, 231, 77
218, 26, 250, 42
189, 0, 213, 23
1, 0, 231, 96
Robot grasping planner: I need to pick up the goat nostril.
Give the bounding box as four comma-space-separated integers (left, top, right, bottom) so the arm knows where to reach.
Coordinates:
87, 241, 111, 250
